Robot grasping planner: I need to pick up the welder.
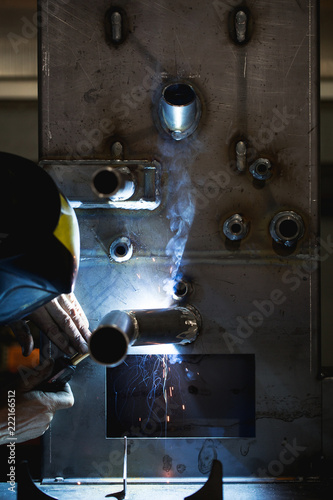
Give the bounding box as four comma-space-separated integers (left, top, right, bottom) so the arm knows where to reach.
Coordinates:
0, 152, 91, 444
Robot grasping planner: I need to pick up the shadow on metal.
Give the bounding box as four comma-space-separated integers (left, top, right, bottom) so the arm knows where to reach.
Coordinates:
184, 460, 223, 500
17, 461, 58, 500
105, 491, 125, 499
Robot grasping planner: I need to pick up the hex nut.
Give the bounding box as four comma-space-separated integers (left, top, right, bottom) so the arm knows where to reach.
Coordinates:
223, 214, 249, 241
249, 158, 272, 181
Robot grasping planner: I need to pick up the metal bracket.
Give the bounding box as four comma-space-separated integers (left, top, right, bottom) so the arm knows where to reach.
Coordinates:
40, 160, 162, 210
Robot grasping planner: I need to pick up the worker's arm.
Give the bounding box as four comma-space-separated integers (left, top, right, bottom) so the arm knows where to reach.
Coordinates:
9, 293, 91, 356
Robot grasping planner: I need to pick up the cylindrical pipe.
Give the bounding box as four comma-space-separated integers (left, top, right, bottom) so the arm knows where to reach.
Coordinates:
91, 166, 135, 201
89, 306, 201, 367
159, 83, 201, 140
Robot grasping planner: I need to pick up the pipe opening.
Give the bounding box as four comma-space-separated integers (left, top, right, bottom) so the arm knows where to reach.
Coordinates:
92, 166, 135, 201
109, 236, 133, 262
269, 211, 304, 247
114, 244, 127, 257
174, 281, 188, 297
230, 223, 242, 235
89, 326, 128, 366
249, 158, 272, 181
278, 219, 299, 239
164, 83, 196, 106
173, 279, 188, 299
93, 169, 119, 196
256, 162, 269, 175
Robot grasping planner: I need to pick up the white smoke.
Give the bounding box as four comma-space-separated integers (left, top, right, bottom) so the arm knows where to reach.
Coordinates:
161, 138, 203, 295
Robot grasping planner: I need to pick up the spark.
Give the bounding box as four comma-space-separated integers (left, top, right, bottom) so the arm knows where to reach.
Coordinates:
167, 415, 170, 422
136, 273, 141, 279
182, 404, 186, 410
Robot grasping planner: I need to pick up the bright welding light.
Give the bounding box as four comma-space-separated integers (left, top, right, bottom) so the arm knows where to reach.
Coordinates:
163, 277, 178, 299
131, 286, 173, 310
172, 106, 186, 131
128, 343, 180, 355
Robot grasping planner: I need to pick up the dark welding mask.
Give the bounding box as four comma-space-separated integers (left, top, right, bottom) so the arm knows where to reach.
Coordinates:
0, 152, 80, 324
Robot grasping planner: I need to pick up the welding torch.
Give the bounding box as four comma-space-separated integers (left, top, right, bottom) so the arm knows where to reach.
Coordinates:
36, 352, 89, 392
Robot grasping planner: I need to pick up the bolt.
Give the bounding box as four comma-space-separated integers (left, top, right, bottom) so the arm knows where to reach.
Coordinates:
235, 10, 247, 43
236, 141, 247, 172
111, 141, 124, 159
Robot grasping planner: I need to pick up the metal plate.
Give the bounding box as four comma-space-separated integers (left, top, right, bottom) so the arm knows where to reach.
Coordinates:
106, 354, 255, 438
39, 0, 324, 481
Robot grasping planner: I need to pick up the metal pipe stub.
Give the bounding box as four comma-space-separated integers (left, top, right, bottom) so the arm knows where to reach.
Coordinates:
89, 306, 202, 367
158, 83, 201, 140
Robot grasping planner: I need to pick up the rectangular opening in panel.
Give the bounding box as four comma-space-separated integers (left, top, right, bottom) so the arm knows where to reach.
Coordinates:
106, 354, 255, 438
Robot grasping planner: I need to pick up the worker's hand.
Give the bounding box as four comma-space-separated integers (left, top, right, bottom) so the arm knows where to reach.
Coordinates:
9, 293, 91, 357
0, 359, 74, 445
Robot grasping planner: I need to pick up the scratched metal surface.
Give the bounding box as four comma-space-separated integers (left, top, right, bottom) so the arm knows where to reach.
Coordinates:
38, 0, 328, 481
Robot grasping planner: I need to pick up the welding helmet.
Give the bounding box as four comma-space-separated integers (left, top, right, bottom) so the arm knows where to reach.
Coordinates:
0, 152, 80, 324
